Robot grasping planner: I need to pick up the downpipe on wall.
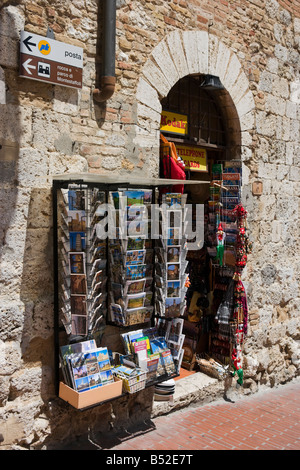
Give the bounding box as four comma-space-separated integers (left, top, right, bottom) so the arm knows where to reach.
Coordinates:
93, 0, 116, 102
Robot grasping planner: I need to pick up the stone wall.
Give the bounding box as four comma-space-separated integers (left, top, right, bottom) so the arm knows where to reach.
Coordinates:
0, 0, 299, 449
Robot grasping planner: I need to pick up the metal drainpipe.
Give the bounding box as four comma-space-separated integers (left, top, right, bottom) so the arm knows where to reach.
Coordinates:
93, 0, 116, 102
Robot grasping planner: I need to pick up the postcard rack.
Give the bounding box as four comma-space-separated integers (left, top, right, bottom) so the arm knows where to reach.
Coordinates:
52, 173, 208, 404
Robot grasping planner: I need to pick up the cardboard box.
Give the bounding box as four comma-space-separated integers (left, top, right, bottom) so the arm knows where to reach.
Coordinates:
59, 377, 123, 409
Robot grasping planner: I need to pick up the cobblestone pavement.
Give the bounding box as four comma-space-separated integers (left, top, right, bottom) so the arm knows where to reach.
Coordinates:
102, 378, 300, 451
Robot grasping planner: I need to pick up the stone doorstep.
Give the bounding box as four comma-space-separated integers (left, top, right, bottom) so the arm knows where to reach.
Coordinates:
151, 371, 225, 418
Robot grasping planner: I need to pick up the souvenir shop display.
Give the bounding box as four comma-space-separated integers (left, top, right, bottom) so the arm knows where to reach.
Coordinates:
206, 161, 252, 385
53, 165, 251, 409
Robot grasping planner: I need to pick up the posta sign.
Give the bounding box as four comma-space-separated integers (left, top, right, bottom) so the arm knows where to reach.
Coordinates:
160, 111, 188, 136
176, 144, 207, 172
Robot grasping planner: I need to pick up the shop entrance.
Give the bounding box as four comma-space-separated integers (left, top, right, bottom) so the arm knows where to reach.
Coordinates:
159, 74, 247, 381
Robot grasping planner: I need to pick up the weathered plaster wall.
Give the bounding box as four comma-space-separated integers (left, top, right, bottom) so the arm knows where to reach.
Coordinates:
0, 0, 299, 449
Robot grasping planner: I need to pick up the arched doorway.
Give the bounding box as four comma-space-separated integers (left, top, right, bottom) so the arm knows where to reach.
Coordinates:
135, 31, 255, 382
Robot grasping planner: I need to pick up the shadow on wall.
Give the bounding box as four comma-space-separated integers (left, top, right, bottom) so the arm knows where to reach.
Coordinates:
0, 4, 56, 418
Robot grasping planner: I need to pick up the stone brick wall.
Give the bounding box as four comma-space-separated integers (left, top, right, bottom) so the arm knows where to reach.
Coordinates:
0, 0, 299, 449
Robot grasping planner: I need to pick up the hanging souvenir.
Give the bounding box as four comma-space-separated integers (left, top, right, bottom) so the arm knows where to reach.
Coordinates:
216, 223, 226, 266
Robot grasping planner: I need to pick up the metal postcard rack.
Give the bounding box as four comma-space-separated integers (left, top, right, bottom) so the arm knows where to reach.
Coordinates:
52, 173, 209, 400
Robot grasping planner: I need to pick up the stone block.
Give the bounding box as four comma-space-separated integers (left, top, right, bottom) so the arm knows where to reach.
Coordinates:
167, 30, 188, 78
181, 30, 208, 76
136, 77, 161, 113
142, 60, 171, 99
151, 40, 179, 89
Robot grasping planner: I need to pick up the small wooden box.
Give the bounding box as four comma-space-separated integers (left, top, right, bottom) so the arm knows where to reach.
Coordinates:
59, 377, 123, 409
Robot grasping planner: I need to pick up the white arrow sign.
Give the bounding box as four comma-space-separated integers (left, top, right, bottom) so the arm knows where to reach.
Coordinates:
22, 57, 36, 75
20, 31, 83, 68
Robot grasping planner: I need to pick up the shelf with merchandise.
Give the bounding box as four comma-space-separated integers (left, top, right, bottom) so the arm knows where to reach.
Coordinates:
52, 174, 209, 405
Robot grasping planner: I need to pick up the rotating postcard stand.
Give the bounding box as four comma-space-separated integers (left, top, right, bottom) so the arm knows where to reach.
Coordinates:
108, 188, 154, 327
152, 192, 190, 373
58, 185, 108, 342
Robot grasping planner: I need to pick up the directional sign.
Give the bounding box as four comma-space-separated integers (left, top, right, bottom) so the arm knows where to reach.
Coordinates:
19, 31, 83, 89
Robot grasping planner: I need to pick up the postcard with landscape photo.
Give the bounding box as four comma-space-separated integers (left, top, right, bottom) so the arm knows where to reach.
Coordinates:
126, 292, 146, 310
165, 297, 182, 317
167, 280, 180, 297
124, 190, 144, 206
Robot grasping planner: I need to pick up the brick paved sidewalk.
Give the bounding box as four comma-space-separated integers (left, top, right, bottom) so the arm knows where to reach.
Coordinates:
105, 379, 300, 451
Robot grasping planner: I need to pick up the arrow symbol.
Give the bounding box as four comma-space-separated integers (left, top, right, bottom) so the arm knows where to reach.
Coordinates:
23, 58, 36, 75
23, 35, 36, 52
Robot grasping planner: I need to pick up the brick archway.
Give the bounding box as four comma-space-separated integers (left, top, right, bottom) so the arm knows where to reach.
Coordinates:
135, 30, 255, 177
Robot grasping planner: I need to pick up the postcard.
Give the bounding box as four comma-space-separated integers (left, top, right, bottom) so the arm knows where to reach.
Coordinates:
125, 237, 145, 251
167, 246, 181, 263
162, 193, 182, 207
124, 278, 146, 295
167, 263, 180, 281
70, 294, 87, 316
124, 190, 144, 206
71, 314, 87, 336
166, 318, 184, 344
127, 205, 147, 221
125, 249, 146, 265
68, 189, 86, 211
125, 292, 146, 310
165, 297, 182, 317
70, 274, 87, 295
167, 280, 180, 297
68, 210, 86, 232
127, 220, 147, 237
69, 232, 86, 251
69, 252, 85, 275
110, 303, 125, 325
126, 264, 146, 280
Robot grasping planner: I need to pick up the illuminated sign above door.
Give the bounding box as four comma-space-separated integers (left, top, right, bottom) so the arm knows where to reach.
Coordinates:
160, 110, 188, 136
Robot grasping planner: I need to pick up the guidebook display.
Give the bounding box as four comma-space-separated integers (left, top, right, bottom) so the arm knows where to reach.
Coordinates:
154, 192, 189, 319
108, 188, 154, 327
58, 186, 108, 340
120, 325, 180, 380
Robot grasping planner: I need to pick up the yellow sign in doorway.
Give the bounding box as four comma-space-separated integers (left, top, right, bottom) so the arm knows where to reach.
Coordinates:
176, 144, 207, 172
